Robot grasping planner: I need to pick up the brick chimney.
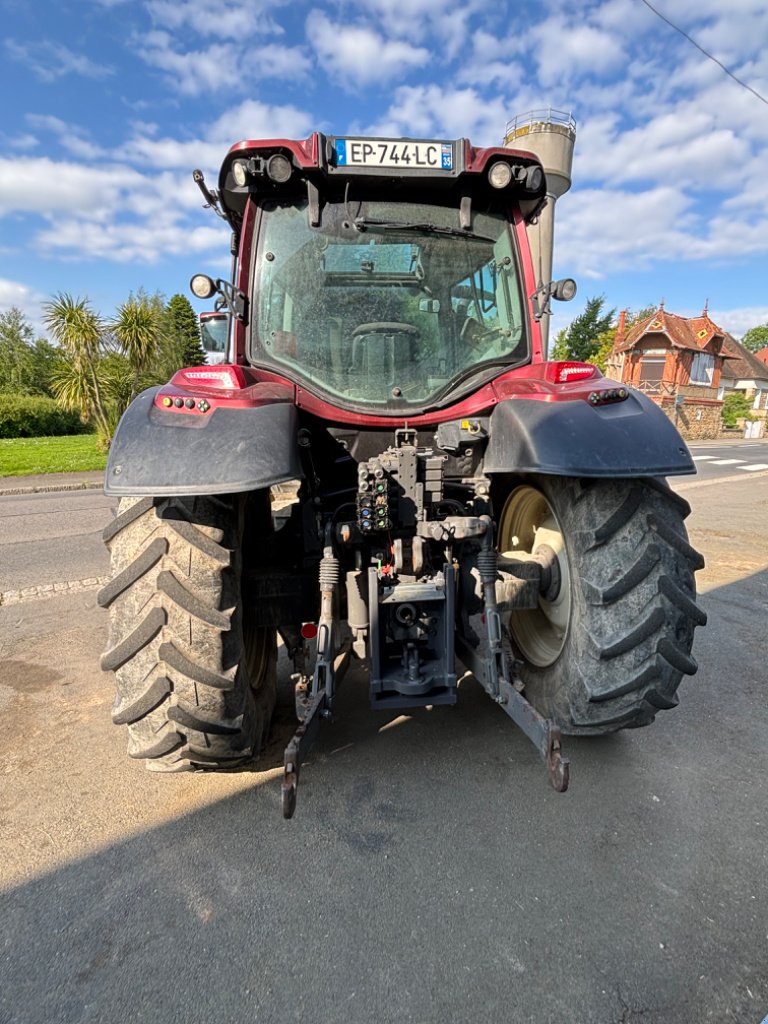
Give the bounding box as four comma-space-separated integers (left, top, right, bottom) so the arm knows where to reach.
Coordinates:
616, 309, 627, 344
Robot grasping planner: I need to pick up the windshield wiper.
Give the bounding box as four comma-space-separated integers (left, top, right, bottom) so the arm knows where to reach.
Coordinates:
353, 218, 496, 242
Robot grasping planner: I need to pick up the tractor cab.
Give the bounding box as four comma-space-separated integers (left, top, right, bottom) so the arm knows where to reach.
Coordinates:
192, 134, 553, 417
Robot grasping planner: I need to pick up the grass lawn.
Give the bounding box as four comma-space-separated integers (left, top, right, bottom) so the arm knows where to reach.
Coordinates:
0, 434, 108, 477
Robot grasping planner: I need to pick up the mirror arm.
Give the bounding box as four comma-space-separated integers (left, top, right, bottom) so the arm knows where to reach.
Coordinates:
214, 279, 249, 323
192, 169, 227, 221
531, 281, 552, 322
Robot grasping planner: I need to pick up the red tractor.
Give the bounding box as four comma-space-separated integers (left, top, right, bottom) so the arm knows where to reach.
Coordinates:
99, 133, 706, 816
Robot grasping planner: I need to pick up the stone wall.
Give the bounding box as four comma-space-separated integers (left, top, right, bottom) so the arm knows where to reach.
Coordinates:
654, 397, 723, 440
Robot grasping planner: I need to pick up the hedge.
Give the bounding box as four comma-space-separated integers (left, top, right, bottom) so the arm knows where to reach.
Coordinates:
0, 395, 90, 438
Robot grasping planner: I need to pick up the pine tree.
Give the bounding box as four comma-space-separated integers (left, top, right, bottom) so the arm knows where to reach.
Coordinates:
559, 296, 615, 363
167, 294, 207, 368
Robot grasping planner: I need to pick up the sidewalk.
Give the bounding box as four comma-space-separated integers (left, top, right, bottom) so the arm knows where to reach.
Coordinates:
0, 470, 105, 496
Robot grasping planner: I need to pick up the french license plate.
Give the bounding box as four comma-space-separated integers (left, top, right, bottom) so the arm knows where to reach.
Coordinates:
334, 138, 454, 172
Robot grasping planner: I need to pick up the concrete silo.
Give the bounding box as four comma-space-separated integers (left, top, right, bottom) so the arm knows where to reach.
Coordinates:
504, 110, 576, 354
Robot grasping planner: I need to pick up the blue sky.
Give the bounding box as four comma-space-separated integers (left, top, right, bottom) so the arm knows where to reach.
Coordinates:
1, 0, 767, 341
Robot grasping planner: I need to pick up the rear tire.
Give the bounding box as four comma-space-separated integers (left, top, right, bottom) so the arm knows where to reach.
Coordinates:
495, 475, 707, 734
99, 493, 276, 771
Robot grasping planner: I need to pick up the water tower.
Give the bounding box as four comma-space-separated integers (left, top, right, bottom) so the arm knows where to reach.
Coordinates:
504, 109, 576, 353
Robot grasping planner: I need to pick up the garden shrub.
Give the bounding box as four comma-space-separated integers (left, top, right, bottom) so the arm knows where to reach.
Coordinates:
0, 395, 89, 438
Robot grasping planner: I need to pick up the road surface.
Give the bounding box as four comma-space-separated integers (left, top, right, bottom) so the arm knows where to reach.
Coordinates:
0, 469, 766, 1024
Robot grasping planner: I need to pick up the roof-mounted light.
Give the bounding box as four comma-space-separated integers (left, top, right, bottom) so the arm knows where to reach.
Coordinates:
232, 159, 249, 187
488, 161, 513, 189
266, 153, 292, 183
524, 165, 544, 192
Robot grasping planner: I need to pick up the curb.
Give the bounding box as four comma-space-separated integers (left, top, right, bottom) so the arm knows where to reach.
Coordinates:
0, 575, 109, 607
0, 480, 104, 497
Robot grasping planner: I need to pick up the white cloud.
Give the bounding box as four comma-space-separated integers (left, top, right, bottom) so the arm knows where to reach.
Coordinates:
0, 158, 145, 218
146, 0, 285, 39
555, 174, 768, 283
26, 116, 105, 161
0, 278, 45, 312
350, 0, 487, 59
137, 28, 310, 94
124, 99, 315, 171
0, 95, 316, 266
139, 31, 242, 93
35, 219, 227, 264
0, 278, 47, 333
208, 100, 315, 148
368, 85, 510, 148
555, 186, 699, 277
528, 19, 625, 87
574, 110, 752, 192
5, 134, 39, 152
306, 11, 430, 88
707, 307, 768, 338
4, 39, 113, 82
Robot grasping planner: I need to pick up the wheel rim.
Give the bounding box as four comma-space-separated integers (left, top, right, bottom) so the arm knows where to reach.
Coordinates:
497, 485, 571, 667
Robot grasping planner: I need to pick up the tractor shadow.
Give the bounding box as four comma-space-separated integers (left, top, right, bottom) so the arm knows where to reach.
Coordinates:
1, 569, 766, 1024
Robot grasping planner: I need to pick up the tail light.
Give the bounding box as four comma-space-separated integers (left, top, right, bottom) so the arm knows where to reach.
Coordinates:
545, 361, 598, 384
171, 365, 247, 390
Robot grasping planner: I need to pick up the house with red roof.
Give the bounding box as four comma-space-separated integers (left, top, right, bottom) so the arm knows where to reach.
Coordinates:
605, 303, 730, 439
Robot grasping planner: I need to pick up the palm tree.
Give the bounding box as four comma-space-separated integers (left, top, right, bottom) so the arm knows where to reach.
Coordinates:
112, 295, 161, 401
43, 294, 113, 442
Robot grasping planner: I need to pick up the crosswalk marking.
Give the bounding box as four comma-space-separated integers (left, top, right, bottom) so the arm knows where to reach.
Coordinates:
692, 455, 715, 461
740, 463, 768, 471
710, 459, 746, 465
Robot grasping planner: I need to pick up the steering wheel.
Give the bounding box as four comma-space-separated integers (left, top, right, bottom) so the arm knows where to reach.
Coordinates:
460, 317, 503, 346
352, 322, 419, 336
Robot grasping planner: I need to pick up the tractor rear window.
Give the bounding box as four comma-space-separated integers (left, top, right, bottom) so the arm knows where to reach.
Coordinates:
250, 196, 528, 412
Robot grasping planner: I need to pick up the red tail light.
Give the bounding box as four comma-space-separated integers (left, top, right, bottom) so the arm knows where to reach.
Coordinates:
171, 364, 247, 390
545, 361, 598, 384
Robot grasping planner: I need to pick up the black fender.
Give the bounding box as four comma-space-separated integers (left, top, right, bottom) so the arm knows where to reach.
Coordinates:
483, 390, 695, 478
104, 387, 303, 497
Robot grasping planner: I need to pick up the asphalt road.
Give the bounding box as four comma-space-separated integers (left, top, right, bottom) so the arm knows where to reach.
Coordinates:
0, 471, 766, 1024
689, 440, 768, 482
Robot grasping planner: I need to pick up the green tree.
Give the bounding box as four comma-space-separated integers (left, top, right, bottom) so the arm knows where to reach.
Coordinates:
112, 294, 162, 401
44, 294, 113, 443
557, 296, 615, 363
550, 327, 569, 361
591, 328, 618, 372
741, 324, 768, 353
0, 307, 60, 396
153, 294, 206, 380
168, 293, 206, 367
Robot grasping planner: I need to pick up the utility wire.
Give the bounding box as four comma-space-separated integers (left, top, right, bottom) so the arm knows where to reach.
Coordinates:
638, 0, 768, 108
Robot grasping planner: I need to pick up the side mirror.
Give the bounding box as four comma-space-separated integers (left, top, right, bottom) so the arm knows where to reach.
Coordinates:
419, 298, 441, 313
199, 313, 228, 355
